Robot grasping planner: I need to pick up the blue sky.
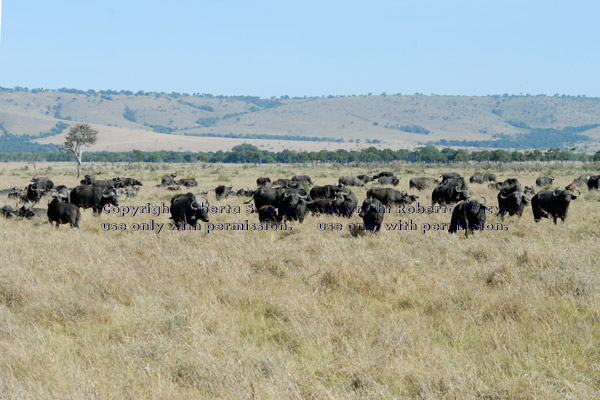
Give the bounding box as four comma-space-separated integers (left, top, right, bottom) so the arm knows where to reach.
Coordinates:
0, 1, 599, 98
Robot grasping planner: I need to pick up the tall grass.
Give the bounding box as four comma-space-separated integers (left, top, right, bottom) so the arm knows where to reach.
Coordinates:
0, 163, 599, 399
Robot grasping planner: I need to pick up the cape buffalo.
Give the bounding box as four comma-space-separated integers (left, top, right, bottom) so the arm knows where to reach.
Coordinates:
170, 193, 209, 226
273, 178, 292, 187
409, 177, 438, 190
337, 190, 358, 218
257, 205, 281, 224
536, 177, 554, 187
448, 199, 487, 235
247, 186, 287, 209
532, 189, 580, 224
587, 175, 600, 191
441, 172, 462, 181
497, 188, 530, 220
69, 186, 120, 216
308, 196, 346, 216
372, 171, 395, 180
469, 174, 484, 184
359, 197, 385, 233
310, 185, 349, 200
18, 203, 47, 219
378, 176, 400, 186
291, 175, 314, 186
367, 187, 417, 206
160, 173, 177, 186
431, 184, 469, 205
357, 174, 373, 184
31, 177, 54, 191
338, 176, 364, 187
256, 177, 271, 186
178, 178, 198, 188
47, 198, 80, 228
215, 185, 233, 200
483, 173, 497, 182
236, 188, 254, 197
1, 204, 18, 219
24, 184, 44, 204
278, 189, 311, 223
123, 177, 143, 187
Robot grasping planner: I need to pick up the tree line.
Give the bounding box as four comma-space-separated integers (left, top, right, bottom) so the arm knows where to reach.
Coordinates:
1, 145, 599, 164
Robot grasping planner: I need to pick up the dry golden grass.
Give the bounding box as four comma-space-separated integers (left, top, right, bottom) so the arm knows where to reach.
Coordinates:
0, 162, 599, 399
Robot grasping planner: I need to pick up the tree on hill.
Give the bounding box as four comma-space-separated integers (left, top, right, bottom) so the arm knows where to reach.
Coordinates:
61, 123, 98, 178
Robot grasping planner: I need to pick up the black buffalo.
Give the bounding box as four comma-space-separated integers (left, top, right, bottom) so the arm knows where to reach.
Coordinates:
69, 186, 119, 216
372, 171, 395, 180
359, 197, 385, 233
441, 172, 463, 181
431, 184, 469, 205
367, 187, 417, 206
53, 185, 71, 202
469, 174, 485, 184
310, 184, 349, 200
215, 185, 233, 200
441, 176, 468, 191
47, 198, 80, 228
291, 175, 314, 186
80, 176, 116, 188
18, 203, 47, 219
336, 190, 358, 218
80, 175, 95, 185
308, 196, 346, 216
278, 189, 311, 223
409, 177, 438, 190
338, 176, 364, 187
178, 178, 198, 188
273, 178, 292, 187
123, 177, 143, 187
587, 175, 600, 191
1, 204, 18, 219
497, 188, 530, 220
256, 177, 271, 186
532, 189, 580, 224
170, 193, 209, 226
378, 176, 400, 186
31, 177, 54, 191
536, 177, 554, 187
236, 188, 254, 197
500, 178, 520, 189
24, 183, 44, 204
160, 173, 178, 186
357, 174, 374, 184
257, 205, 281, 224
483, 173, 497, 182
7, 187, 24, 199
247, 186, 288, 209
448, 199, 487, 234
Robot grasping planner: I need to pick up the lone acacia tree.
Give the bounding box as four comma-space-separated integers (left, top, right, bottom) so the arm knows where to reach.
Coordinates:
62, 123, 98, 178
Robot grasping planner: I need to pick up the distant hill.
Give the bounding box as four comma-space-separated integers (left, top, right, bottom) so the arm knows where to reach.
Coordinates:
0, 87, 599, 152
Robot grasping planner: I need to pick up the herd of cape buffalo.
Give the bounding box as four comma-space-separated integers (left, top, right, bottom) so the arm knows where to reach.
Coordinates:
1, 170, 599, 234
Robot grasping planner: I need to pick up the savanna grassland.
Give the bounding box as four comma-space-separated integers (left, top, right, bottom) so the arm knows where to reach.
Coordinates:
1, 161, 600, 399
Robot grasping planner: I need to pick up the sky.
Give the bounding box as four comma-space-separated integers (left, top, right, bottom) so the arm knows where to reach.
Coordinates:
0, 0, 599, 98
